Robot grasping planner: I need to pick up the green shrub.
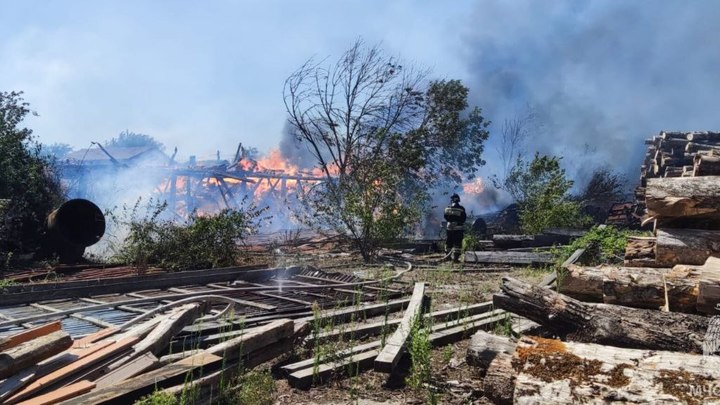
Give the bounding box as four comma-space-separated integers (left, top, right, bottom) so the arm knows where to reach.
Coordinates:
110, 198, 265, 271
461, 233, 480, 253
502, 153, 591, 234
552, 225, 637, 266
133, 390, 177, 405
406, 316, 432, 391
0, 91, 65, 270
226, 370, 275, 405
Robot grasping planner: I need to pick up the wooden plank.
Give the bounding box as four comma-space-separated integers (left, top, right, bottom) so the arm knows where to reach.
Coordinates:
0, 330, 72, 380
295, 297, 410, 325
288, 311, 505, 388
78, 298, 148, 314
59, 351, 222, 405
288, 348, 380, 389
0, 321, 61, 352
283, 340, 383, 376
0, 265, 300, 306
374, 282, 427, 373
72, 327, 119, 348
94, 352, 158, 388
311, 302, 494, 344
5, 336, 139, 404
255, 292, 314, 306
206, 319, 294, 358
0, 366, 38, 403
14, 380, 95, 405
30, 303, 115, 329
131, 303, 204, 357
464, 251, 554, 266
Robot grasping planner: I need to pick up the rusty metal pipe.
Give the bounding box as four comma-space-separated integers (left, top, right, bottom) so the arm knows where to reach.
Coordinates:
47, 199, 105, 263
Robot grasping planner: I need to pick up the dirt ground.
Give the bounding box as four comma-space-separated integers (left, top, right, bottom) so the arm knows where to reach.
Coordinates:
255, 250, 551, 405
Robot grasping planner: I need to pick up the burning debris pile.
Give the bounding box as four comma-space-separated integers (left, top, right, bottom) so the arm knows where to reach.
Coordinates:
59, 143, 330, 227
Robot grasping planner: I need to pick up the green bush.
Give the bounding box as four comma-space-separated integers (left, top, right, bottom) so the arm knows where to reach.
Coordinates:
226, 370, 275, 405
406, 316, 432, 391
502, 153, 591, 234
552, 225, 636, 266
0, 91, 65, 270
110, 198, 265, 271
133, 390, 177, 405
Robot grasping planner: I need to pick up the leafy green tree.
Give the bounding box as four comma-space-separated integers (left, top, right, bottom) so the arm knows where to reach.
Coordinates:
0, 91, 65, 268
284, 40, 489, 260
504, 153, 590, 234
105, 130, 164, 150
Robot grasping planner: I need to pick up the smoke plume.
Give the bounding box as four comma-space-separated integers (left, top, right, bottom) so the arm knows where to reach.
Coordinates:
463, 0, 720, 188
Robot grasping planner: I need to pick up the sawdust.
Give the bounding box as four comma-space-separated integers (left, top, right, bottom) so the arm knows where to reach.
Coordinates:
512, 336, 603, 386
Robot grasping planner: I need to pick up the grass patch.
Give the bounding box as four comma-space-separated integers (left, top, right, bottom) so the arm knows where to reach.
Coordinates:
134, 390, 177, 405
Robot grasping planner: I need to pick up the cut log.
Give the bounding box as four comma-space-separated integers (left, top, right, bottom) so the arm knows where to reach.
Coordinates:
603, 265, 698, 312
493, 277, 708, 352
562, 264, 699, 312
374, 282, 427, 373
645, 176, 720, 219
0, 330, 72, 380
694, 153, 720, 176
686, 131, 720, 141
464, 251, 553, 266
685, 256, 720, 315
560, 264, 605, 302
512, 335, 720, 404
465, 330, 515, 371
492, 234, 570, 249
0, 321, 61, 352
624, 237, 658, 267
655, 228, 720, 267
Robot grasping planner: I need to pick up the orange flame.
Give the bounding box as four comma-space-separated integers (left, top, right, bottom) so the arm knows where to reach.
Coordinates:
462, 177, 485, 195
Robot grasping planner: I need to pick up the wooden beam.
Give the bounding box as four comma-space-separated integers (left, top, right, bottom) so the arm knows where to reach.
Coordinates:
0, 330, 72, 380
94, 353, 158, 388
311, 302, 494, 344
374, 282, 427, 373
287, 310, 506, 388
61, 351, 222, 405
30, 303, 115, 329
5, 336, 139, 404
14, 380, 95, 405
0, 321, 61, 352
0, 265, 299, 306
464, 251, 554, 266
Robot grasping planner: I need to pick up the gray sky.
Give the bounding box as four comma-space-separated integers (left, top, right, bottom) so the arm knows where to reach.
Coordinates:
3, 0, 720, 181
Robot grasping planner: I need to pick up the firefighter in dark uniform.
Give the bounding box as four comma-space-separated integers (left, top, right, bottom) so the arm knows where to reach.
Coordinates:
444, 193, 466, 262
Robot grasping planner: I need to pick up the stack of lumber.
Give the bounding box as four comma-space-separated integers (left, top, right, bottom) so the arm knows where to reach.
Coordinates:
462, 132, 720, 403
0, 302, 302, 404
639, 131, 720, 185
626, 130, 720, 266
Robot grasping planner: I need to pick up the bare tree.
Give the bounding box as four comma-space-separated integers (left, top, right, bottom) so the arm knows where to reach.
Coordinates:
283, 40, 489, 259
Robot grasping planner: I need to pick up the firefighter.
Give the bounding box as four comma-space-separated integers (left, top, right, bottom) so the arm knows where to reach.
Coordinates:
444, 193, 466, 262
